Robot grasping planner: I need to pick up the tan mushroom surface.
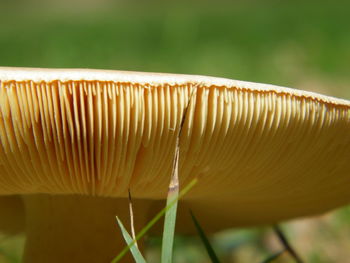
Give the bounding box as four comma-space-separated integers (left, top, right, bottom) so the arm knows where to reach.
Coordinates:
0, 67, 349, 262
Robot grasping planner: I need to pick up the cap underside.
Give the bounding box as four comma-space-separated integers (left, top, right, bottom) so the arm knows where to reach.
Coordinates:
0, 67, 349, 224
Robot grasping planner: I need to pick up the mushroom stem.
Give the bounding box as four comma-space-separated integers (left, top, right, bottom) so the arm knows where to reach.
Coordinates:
22, 194, 150, 263
0, 196, 25, 235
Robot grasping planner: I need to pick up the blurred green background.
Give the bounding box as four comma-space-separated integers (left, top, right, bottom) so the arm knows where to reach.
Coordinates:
0, 0, 349, 262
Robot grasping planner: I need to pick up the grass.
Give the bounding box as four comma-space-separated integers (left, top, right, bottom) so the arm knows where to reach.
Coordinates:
190, 211, 220, 263
115, 217, 147, 263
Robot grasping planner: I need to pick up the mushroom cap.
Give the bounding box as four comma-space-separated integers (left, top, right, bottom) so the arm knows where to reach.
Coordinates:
0, 67, 349, 226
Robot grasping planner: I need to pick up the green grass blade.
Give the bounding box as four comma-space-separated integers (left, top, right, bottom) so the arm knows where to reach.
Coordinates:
161, 186, 179, 263
260, 250, 285, 263
190, 211, 220, 263
111, 178, 198, 263
115, 217, 146, 263
161, 146, 180, 263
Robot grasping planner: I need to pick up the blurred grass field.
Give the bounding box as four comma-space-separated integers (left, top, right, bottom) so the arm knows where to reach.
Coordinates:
0, 0, 349, 262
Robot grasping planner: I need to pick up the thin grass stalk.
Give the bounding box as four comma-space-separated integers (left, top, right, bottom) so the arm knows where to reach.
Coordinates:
116, 217, 146, 263
128, 189, 138, 248
190, 211, 220, 263
273, 225, 304, 263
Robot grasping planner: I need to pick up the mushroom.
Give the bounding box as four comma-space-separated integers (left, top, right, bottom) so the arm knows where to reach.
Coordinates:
0, 67, 349, 263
